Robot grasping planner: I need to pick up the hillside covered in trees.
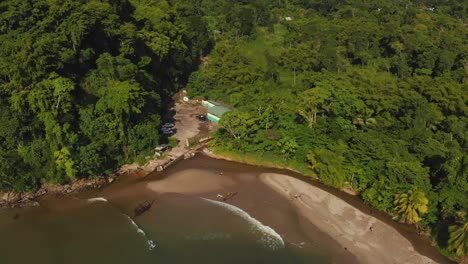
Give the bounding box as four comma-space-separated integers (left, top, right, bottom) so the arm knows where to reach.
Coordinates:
0, 0, 211, 190
0, 0, 467, 260
184, 0, 467, 259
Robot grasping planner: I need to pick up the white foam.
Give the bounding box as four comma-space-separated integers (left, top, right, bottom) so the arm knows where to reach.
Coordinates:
84, 197, 156, 251
202, 198, 285, 250
124, 215, 156, 251
87, 197, 108, 203
185, 232, 232, 241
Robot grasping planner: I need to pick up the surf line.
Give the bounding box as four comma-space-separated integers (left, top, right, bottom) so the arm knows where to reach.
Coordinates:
202, 198, 285, 250
87, 197, 156, 251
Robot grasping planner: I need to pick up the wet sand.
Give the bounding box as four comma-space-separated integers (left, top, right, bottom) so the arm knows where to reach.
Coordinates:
262, 173, 443, 264
41, 154, 449, 264
84, 156, 357, 263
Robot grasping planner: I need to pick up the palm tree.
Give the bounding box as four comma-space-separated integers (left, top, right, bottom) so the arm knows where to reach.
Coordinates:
448, 220, 468, 258
394, 189, 429, 224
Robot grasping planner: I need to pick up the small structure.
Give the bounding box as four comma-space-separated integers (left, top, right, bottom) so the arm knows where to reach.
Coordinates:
201, 100, 230, 123
202, 100, 220, 108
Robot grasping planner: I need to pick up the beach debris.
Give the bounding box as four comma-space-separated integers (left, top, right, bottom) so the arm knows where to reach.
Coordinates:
291, 242, 306, 248
289, 193, 302, 201
216, 191, 238, 201
134, 200, 155, 217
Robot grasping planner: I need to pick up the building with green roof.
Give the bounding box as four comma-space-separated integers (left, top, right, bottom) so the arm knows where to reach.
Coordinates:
201, 100, 220, 108
201, 100, 230, 123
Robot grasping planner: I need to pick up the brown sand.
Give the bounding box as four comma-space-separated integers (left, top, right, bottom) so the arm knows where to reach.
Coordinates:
85, 161, 358, 263
261, 173, 441, 264
64, 156, 448, 263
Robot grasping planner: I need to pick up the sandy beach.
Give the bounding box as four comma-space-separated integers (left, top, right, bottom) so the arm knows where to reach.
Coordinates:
261, 173, 442, 264
30, 155, 449, 264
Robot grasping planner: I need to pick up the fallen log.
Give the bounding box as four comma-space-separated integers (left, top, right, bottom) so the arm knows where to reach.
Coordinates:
134, 200, 155, 217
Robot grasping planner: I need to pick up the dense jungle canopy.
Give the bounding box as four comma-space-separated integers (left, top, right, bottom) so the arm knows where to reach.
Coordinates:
0, 0, 211, 189
0, 0, 467, 259
184, 0, 467, 258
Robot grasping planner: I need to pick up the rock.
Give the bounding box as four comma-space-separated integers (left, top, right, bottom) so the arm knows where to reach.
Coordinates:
22, 192, 35, 200
36, 188, 47, 196
18, 201, 39, 208
1, 192, 8, 202
7, 192, 21, 203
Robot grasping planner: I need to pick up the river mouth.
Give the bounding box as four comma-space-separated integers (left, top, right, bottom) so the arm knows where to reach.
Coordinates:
0, 154, 448, 264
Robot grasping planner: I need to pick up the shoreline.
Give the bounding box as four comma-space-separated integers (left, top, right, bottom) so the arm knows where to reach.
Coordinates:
261, 173, 446, 264
0, 99, 207, 209
201, 148, 308, 177
198, 149, 452, 263
1, 153, 452, 263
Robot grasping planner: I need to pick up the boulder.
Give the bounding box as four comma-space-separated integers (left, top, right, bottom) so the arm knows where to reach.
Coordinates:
22, 192, 35, 201
7, 192, 21, 203
36, 188, 47, 196
1, 192, 8, 202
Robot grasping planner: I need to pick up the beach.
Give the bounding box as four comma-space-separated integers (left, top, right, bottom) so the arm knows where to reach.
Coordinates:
99, 155, 449, 263
261, 172, 444, 264
0, 155, 450, 264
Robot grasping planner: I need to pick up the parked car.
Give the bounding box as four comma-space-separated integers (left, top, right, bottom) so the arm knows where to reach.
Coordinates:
161, 128, 174, 135
155, 144, 170, 157
197, 114, 208, 122
155, 144, 169, 152
162, 122, 175, 128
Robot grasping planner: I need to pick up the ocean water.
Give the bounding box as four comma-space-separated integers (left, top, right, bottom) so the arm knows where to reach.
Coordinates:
0, 194, 330, 264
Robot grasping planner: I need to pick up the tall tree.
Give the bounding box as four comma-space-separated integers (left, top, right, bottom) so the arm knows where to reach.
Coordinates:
394, 189, 429, 224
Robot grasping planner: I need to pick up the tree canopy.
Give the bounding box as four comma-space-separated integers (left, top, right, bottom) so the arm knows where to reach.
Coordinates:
185, 0, 467, 259
0, 0, 212, 190
0, 0, 467, 259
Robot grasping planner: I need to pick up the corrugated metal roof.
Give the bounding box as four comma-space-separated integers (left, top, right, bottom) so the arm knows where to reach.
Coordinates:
208, 105, 230, 117
207, 100, 220, 106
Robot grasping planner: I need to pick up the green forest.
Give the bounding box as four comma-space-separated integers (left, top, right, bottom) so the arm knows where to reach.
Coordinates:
0, 0, 211, 189
185, 0, 467, 259
0, 0, 467, 260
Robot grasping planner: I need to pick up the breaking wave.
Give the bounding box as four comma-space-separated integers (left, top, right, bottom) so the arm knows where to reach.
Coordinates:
85, 197, 156, 251
87, 197, 108, 203
202, 198, 285, 250
124, 215, 156, 251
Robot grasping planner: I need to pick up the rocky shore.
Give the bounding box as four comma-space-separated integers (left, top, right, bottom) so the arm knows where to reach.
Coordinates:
0, 175, 117, 209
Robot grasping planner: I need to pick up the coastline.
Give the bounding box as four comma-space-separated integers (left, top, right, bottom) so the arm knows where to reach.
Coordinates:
261, 172, 443, 264
0, 100, 206, 209
198, 149, 452, 264
1, 153, 452, 263
201, 148, 310, 177
0, 176, 114, 209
